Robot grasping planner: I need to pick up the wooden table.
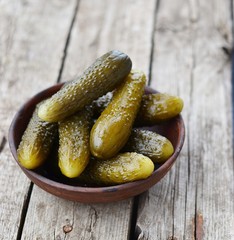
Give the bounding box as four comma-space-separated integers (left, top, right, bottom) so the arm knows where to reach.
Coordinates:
0, 0, 233, 239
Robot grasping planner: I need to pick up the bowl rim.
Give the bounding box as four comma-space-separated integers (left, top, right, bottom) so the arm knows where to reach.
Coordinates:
8, 83, 185, 196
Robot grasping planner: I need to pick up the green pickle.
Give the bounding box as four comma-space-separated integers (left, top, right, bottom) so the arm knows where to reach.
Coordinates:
124, 129, 174, 163
58, 109, 92, 178
38, 50, 132, 122
80, 152, 154, 185
91, 92, 183, 124
17, 104, 57, 169
90, 70, 146, 159
137, 93, 184, 125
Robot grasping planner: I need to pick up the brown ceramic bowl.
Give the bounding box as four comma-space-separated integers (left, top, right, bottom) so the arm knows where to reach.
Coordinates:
8, 83, 185, 203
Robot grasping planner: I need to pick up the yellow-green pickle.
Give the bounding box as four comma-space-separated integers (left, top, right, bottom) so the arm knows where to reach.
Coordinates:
58, 109, 92, 178
17, 104, 57, 169
38, 50, 132, 122
124, 129, 174, 163
80, 152, 154, 185
90, 70, 146, 159
91, 92, 183, 125
137, 93, 184, 125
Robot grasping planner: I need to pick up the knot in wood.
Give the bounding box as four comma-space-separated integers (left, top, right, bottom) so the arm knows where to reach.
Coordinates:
63, 224, 73, 233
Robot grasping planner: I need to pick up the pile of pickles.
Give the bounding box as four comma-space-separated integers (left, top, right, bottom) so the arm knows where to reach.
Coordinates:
17, 50, 183, 186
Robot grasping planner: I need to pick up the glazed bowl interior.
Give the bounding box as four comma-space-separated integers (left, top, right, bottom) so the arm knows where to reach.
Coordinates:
9, 83, 185, 203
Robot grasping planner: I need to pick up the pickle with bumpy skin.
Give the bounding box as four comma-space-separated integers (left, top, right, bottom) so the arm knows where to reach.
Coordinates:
80, 152, 154, 186
38, 50, 132, 122
124, 129, 174, 163
137, 93, 184, 125
58, 109, 92, 178
90, 70, 146, 159
17, 104, 57, 169
91, 92, 183, 125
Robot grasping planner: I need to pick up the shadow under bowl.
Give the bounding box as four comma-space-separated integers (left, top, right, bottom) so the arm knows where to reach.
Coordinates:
8, 83, 185, 203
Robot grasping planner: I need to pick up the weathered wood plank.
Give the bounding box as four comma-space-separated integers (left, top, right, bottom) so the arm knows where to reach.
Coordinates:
61, 0, 156, 81
0, 0, 77, 239
21, 0, 156, 239
136, 0, 234, 239
23, 186, 133, 240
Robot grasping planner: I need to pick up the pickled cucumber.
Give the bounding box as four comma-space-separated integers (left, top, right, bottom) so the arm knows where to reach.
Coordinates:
38, 50, 132, 122
17, 104, 57, 169
80, 152, 154, 185
58, 109, 92, 178
137, 93, 184, 125
124, 129, 174, 163
91, 92, 183, 124
90, 70, 146, 159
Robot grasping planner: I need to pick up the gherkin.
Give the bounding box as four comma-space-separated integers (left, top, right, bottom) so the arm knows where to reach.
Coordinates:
80, 152, 154, 186
38, 50, 132, 122
17, 104, 57, 169
91, 92, 183, 125
90, 70, 146, 159
124, 129, 174, 163
137, 93, 184, 125
58, 109, 92, 178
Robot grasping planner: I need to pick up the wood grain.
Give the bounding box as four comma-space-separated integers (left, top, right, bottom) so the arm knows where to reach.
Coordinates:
22, 186, 132, 239
61, 0, 156, 82
21, 0, 156, 239
0, 0, 77, 239
136, 0, 234, 239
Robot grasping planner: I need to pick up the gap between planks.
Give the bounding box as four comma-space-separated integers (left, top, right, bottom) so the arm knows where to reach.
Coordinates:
16, 183, 33, 240
0, 136, 7, 153
57, 0, 80, 83
231, 0, 234, 179
148, 0, 160, 85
